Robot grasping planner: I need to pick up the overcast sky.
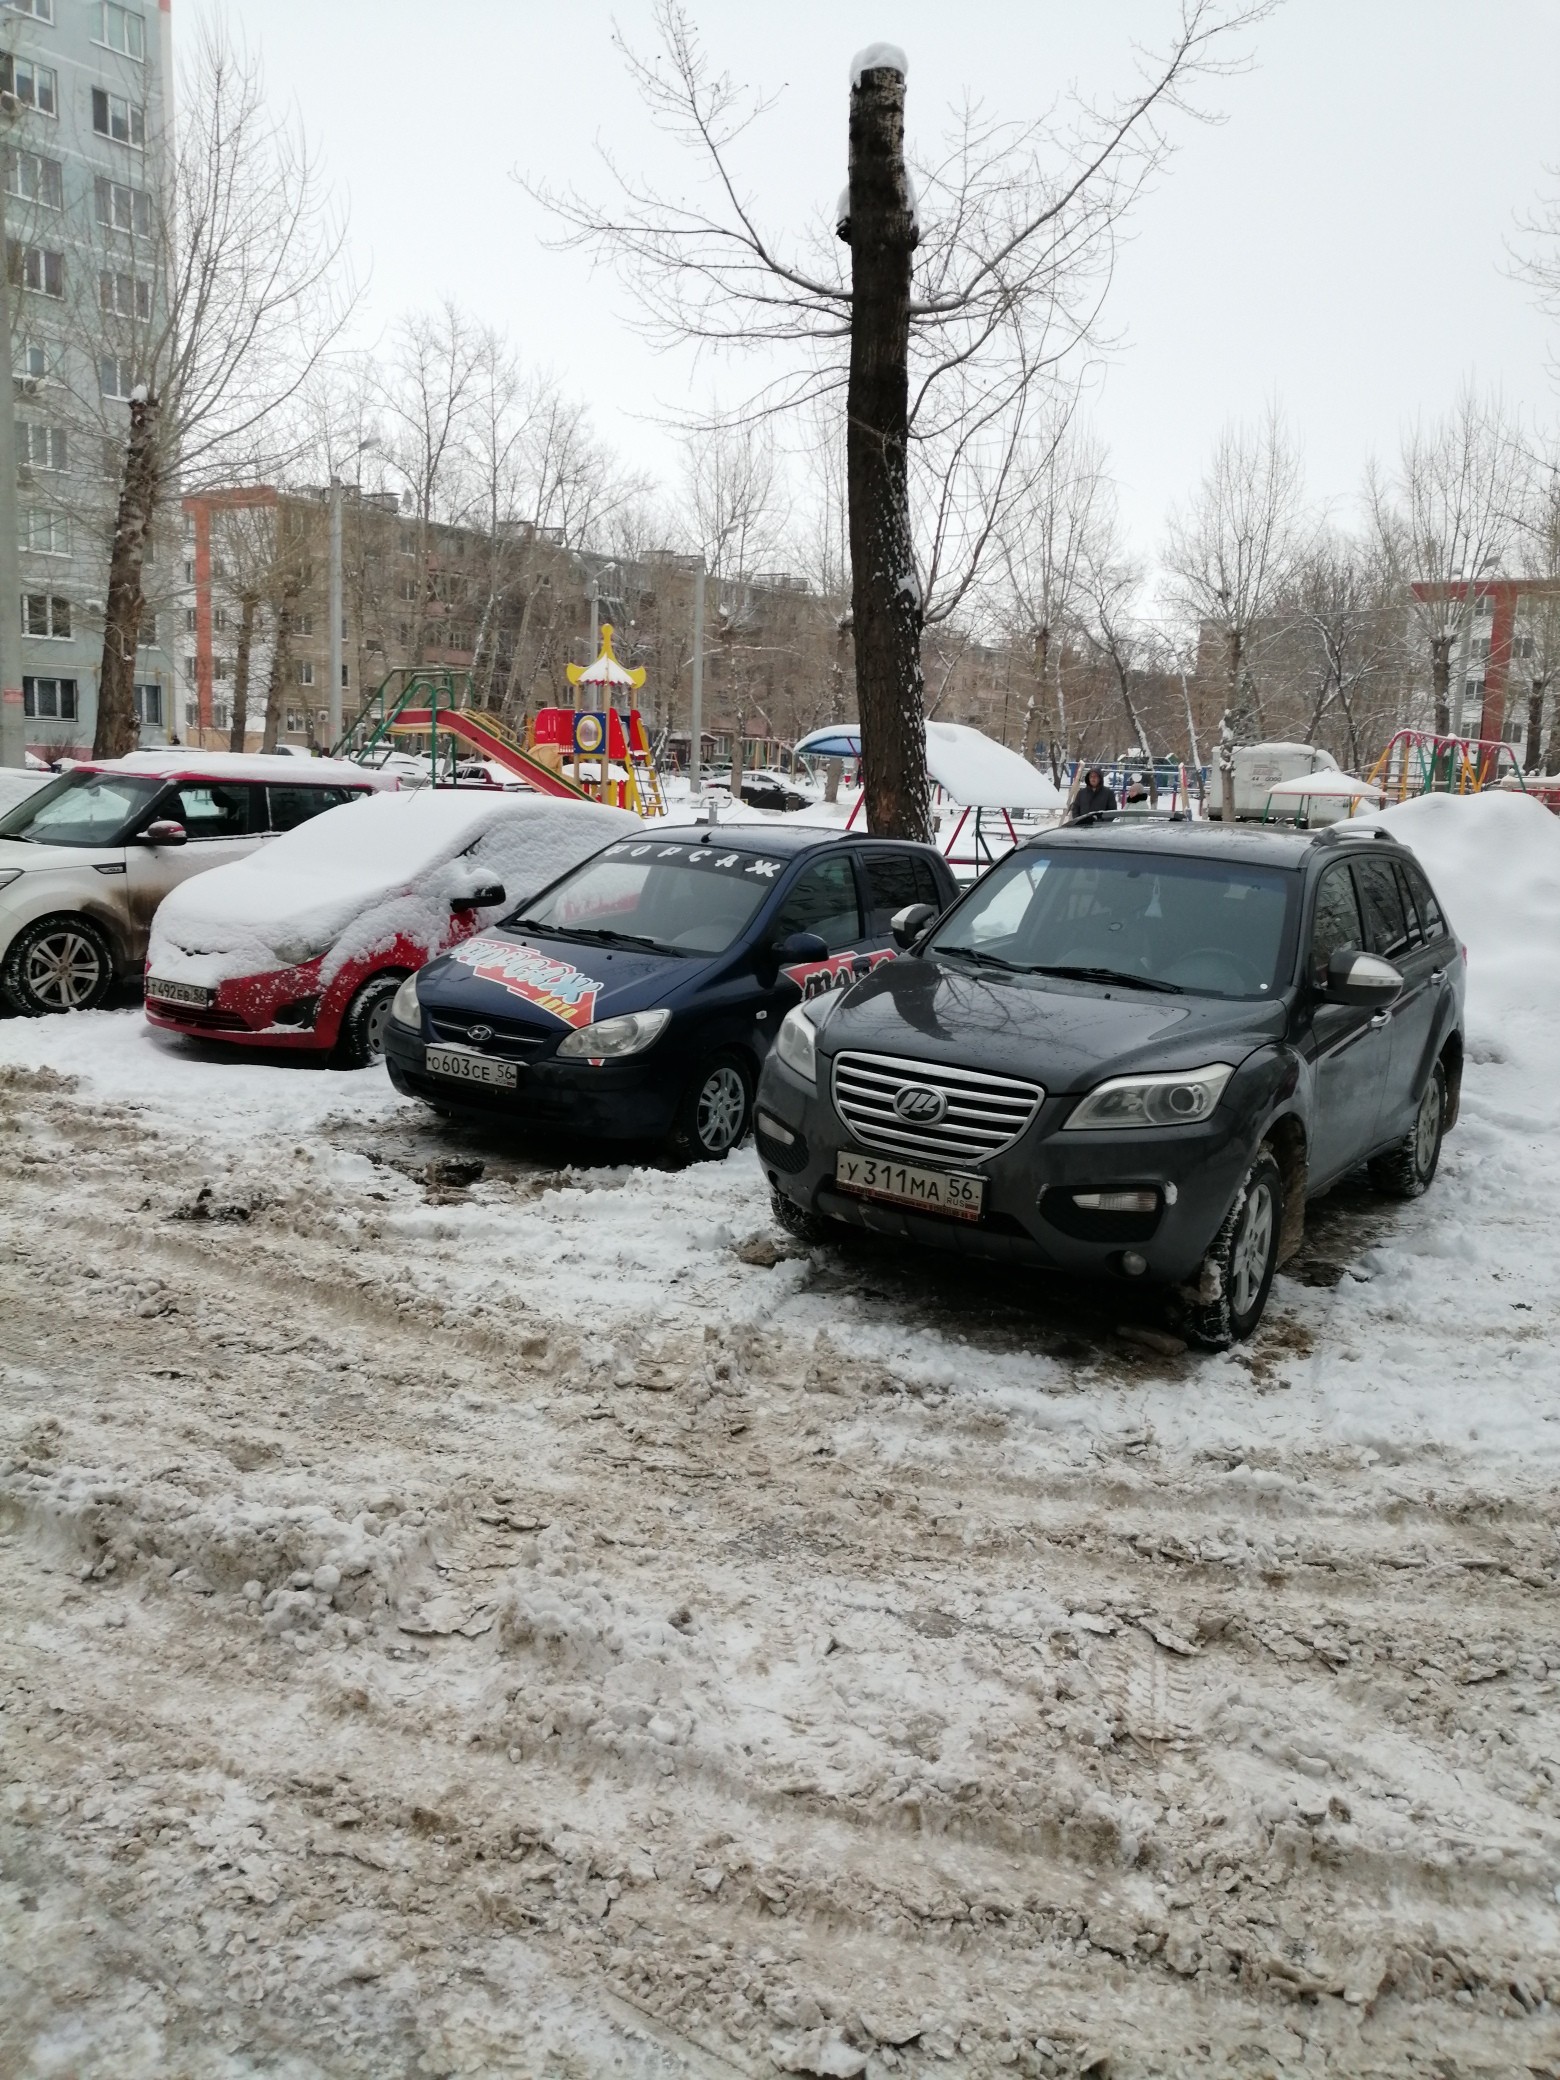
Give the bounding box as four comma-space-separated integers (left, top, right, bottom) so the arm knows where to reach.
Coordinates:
186, 0, 1560, 557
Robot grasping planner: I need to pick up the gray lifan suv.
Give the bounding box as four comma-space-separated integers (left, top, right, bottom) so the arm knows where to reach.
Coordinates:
756, 819, 1464, 1346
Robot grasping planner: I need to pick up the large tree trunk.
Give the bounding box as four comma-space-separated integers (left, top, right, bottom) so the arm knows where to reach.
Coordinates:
229, 592, 260, 753
1430, 632, 1452, 738
93, 393, 160, 759
843, 57, 929, 842
261, 601, 293, 753
1221, 629, 1241, 823
1524, 680, 1546, 774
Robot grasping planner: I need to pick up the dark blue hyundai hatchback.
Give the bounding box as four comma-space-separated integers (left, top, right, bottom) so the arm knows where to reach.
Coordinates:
382, 824, 956, 1159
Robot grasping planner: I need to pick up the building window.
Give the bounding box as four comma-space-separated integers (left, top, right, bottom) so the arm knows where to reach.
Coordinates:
0, 54, 58, 117
1463, 676, 1483, 700
138, 612, 156, 645
6, 149, 64, 210
1513, 633, 1535, 659
99, 270, 151, 320
99, 355, 136, 400
285, 708, 304, 733
211, 699, 230, 730
296, 611, 313, 636
8, 1, 56, 22
295, 660, 314, 685
133, 681, 162, 726
340, 663, 349, 688
212, 657, 229, 680
94, 177, 151, 238
22, 675, 76, 719
183, 559, 194, 585
1474, 593, 1493, 618
91, 87, 145, 148
1470, 636, 1491, 662
8, 242, 64, 298
212, 607, 228, 633
183, 653, 196, 679
18, 421, 65, 471
22, 593, 70, 638
20, 509, 68, 555
184, 606, 197, 632
16, 338, 51, 383
97, 2, 145, 60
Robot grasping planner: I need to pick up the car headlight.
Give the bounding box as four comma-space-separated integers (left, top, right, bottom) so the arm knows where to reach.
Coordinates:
1063, 1063, 1234, 1131
0, 868, 22, 891
775, 1003, 818, 1085
389, 971, 423, 1029
555, 1008, 670, 1059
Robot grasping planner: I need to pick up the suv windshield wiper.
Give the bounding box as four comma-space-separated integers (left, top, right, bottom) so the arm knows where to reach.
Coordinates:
934, 944, 1030, 973
1032, 964, 1185, 994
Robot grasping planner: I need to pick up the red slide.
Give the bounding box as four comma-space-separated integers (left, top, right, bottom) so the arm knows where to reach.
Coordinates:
390, 709, 597, 802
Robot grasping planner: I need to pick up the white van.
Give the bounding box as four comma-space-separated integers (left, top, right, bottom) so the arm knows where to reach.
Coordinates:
0, 753, 387, 1014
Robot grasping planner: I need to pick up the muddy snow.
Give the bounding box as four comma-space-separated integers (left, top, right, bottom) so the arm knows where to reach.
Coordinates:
4, 798, 1560, 2078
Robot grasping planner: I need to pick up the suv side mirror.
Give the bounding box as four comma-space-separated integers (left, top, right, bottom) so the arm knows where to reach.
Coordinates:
1324, 948, 1402, 1006
890, 902, 936, 949
450, 883, 505, 913
138, 819, 187, 847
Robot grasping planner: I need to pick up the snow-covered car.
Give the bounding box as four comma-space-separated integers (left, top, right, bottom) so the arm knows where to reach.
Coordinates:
0, 754, 387, 1015
738, 770, 813, 813
144, 789, 638, 1065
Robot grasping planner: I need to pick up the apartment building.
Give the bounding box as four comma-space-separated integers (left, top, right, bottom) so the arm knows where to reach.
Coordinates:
3, 0, 178, 757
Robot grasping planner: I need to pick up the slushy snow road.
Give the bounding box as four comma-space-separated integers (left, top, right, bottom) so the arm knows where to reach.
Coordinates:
2, 794, 1559, 2077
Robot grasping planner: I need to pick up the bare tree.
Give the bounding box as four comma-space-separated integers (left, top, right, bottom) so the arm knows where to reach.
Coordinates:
1368, 388, 1517, 740
1275, 527, 1407, 771
1163, 404, 1306, 818
527, 1, 1269, 837
90, 26, 352, 757
1079, 546, 1159, 777
377, 305, 485, 668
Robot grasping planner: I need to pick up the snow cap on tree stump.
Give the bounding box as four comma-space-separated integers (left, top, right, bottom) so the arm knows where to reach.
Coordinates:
850, 42, 908, 88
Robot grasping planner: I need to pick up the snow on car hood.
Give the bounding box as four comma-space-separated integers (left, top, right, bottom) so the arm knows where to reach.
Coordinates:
148, 790, 638, 987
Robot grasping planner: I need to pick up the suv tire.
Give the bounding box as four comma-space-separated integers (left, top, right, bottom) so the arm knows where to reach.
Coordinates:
1368, 1061, 1446, 1199
334, 972, 405, 1068
770, 1187, 831, 1245
670, 1050, 752, 1163
1182, 1148, 1284, 1350
2, 914, 115, 1015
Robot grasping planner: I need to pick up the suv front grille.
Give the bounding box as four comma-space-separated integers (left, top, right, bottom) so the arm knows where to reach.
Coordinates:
831, 1051, 1043, 1165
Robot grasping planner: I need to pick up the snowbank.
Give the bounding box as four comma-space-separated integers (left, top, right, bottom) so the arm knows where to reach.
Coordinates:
0, 769, 48, 817
1359, 791, 1560, 1062
149, 790, 637, 988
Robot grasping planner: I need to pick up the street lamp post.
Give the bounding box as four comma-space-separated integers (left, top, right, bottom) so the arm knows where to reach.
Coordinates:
0, 101, 27, 769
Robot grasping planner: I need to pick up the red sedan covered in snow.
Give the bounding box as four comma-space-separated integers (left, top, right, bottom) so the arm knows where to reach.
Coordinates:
144, 788, 637, 1064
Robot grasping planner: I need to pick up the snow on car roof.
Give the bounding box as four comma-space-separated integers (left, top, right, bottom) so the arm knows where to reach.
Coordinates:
93, 750, 389, 787
149, 787, 638, 987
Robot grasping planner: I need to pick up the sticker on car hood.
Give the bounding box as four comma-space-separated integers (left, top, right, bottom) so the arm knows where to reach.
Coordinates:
784, 947, 898, 1000
447, 937, 602, 1028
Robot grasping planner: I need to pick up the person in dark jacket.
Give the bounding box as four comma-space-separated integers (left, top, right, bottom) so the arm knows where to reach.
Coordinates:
1069, 767, 1117, 821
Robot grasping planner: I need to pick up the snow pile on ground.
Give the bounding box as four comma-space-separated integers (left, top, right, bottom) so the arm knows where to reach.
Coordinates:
1362, 789, 1560, 1060
0, 768, 49, 817
148, 791, 637, 988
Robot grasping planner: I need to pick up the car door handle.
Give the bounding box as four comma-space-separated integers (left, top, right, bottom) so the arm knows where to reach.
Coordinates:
1430, 967, 1445, 986
1369, 1009, 1392, 1027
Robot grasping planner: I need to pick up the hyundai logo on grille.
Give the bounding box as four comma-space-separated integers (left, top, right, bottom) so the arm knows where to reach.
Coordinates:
467, 1024, 494, 1047
892, 1084, 947, 1124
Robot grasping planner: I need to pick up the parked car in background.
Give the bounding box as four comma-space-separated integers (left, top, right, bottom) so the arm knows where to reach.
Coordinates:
759, 820, 1464, 1345
385, 827, 958, 1158
145, 790, 637, 1065
738, 770, 814, 813
0, 754, 386, 1015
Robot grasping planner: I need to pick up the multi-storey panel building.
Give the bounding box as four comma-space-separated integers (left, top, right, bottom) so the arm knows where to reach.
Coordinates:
3, 0, 176, 758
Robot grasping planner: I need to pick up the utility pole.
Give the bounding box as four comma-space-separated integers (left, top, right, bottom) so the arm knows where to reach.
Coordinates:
689, 556, 705, 796
327, 476, 344, 749
0, 136, 25, 769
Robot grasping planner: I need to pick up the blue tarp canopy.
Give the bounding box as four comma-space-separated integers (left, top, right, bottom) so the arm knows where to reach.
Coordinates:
794, 725, 862, 760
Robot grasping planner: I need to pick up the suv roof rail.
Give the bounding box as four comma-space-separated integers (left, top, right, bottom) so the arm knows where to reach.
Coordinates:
1066, 809, 1193, 828
1314, 824, 1397, 846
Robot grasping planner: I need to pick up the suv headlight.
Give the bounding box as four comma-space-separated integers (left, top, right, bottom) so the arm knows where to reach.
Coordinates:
1063, 1063, 1234, 1131
555, 1008, 670, 1059
775, 1003, 818, 1085
390, 971, 423, 1028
